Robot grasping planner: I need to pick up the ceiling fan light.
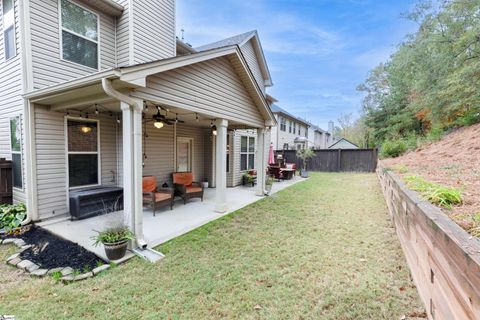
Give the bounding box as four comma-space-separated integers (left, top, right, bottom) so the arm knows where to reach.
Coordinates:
154, 120, 164, 129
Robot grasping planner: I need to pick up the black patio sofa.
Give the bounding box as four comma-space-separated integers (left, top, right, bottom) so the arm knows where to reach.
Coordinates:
69, 186, 123, 220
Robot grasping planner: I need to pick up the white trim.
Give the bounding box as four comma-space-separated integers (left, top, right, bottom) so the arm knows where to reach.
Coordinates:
176, 137, 194, 174
65, 116, 102, 192
239, 135, 255, 171
8, 114, 24, 191
58, 0, 100, 70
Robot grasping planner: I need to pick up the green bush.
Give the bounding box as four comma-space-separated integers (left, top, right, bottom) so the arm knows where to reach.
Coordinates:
404, 176, 462, 209
380, 139, 407, 158
0, 203, 27, 232
425, 126, 444, 143
454, 112, 480, 127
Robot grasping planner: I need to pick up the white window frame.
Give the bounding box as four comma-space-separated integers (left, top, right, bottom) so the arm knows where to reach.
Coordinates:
176, 137, 194, 173
240, 136, 255, 171
288, 120, 292, 133
59, 0, 100, 70
9, 115, 23, 190
65, 117, 101, 190
293, 122, 296, 135
280, 117, 286, 132
2, 0, 16, 61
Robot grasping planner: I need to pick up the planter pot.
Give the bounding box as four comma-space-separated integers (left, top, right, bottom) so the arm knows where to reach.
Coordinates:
103, 241, 128, 260
300, 170, 309, 178
201, 181, 209, 188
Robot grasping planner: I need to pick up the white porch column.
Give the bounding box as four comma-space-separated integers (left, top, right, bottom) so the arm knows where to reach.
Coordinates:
256, 128, 266, 196
132, 101, 145, 248
121, 102, 135, 233
215, 119, 228, 213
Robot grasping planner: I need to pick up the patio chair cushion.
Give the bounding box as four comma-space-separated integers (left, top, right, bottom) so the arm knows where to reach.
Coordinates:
143, 176, 157, 193
155, 193, 172, 202
173, 172, 193, 187
285, 163, 295, 170
186, 186, 202, 194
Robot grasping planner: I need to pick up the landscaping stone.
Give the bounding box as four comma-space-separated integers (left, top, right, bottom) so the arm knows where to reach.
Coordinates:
30, 269, 48, 277
26, 263, 40, 273
92, 264, 110, 275
21, 244, 33, 250
61, 275, 75, 283
47, 267, 64, 275
17, 259, 35, 271
61, 267, 74, 276
7, 257, 21, 266
74, 272, 93, 281
6, 253, 20, 262
2, 238, 15, 244
13, 239, 26, 247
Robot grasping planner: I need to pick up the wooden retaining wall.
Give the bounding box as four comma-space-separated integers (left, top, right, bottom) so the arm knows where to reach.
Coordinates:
377, 166, 480, 320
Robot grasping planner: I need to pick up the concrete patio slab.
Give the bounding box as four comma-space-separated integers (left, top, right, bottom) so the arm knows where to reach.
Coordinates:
39, 178, 303, 261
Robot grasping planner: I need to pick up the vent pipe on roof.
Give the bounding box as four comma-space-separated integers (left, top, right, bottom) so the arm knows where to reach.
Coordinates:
328, 121, 334, 135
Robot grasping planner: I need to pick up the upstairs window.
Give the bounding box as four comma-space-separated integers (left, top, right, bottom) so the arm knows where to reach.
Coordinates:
3, 0, 15, 60
279, 117, 286, 132
10, 116, 22, 189
60, 0, 98, 69
67, 119, 100, 188
240, 136, 255, 171
293, 123, 296, 135
288, 121, 292, 133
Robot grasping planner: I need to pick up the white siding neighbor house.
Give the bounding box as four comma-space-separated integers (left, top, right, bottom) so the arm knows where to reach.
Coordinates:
328, 138, 359, 149
0, 0, 276, 257
270, 104, 310, 150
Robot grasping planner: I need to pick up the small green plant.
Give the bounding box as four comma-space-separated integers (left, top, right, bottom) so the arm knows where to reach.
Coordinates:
266, 175, 274, 186
82, 266, 91, 274
95, 260, 104, 268
91, 226, 135, 246
51, 271, 62, 281
296, 148, 315, 171
425, 126, 444, 142
380, 139, 407, 158
404, 176, 462, 209
0, 203, 27, 232
242, 173, 255, 185
393, 164, 409, 174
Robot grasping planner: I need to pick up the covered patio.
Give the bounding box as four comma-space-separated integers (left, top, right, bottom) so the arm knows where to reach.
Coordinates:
38, 178, 301, 261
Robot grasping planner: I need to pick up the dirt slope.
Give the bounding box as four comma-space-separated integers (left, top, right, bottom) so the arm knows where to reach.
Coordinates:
382, 123, 480, 232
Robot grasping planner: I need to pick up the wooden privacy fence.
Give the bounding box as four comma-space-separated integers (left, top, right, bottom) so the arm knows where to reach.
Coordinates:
378, 166, 480, 319
275, 149, 378, 172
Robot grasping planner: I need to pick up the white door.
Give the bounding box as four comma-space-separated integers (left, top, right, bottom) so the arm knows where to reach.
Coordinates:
176, 138, 193, 172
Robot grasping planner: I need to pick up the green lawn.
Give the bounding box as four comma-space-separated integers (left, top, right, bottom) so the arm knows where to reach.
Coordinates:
0, 173, 424, 319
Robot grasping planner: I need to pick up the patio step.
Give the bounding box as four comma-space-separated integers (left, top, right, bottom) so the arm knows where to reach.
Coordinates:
132, 247, 165, 263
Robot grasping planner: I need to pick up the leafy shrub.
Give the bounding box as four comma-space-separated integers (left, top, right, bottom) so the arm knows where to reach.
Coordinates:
91, 226, 135, 246
453, 112, 480, 127
380, 139, 407, 158
0, 203, 27, 231
404, 176, 462, 209
425, 126, 444, 142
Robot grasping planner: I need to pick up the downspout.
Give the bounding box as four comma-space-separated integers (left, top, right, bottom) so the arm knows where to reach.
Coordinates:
101, 78, 147, 249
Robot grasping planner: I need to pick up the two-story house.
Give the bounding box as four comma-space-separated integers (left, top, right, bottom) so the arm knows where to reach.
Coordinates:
270, 104, 310, 150
0, 0, 276, 254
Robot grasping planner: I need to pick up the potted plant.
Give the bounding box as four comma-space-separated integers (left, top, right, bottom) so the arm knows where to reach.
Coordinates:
265, 175, 274, 195
296, 148, 315, 178
92, 226, 135, 260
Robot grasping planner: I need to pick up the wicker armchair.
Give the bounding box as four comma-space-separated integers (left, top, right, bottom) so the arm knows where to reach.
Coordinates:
142, 176, 174, 216
172, 172, 204, 204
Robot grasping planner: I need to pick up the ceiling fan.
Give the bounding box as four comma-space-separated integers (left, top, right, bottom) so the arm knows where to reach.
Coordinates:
145, 105, 184, 128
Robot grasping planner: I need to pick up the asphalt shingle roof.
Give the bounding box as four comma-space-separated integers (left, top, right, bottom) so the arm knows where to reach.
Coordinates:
195, 31, 257, 52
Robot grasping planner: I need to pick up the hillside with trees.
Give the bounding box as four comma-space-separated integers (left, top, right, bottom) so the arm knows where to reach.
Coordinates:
357, 0, 480, 156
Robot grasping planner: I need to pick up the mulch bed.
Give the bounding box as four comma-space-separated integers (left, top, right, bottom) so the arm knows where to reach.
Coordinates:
1, 225, 103, 270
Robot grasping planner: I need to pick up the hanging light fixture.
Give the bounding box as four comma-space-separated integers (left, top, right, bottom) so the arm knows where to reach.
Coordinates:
153, 108, 164, 129
195, 113, 199, 122
212, 125, 217, 136
81, 124, 92, 134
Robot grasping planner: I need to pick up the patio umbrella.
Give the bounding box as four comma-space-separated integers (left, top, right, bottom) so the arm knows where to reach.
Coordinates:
268, 143, 275, 165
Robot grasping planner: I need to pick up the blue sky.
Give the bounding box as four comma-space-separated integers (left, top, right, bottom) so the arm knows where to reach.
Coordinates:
177, 0, 418, 130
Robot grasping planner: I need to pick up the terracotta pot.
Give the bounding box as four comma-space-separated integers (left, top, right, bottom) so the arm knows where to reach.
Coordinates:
103, 240, 128, 260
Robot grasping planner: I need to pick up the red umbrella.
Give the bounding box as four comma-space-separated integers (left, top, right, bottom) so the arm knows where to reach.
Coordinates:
268, 143, 275, 165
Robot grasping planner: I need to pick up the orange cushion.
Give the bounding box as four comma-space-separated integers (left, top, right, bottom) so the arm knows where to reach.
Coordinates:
173, 172, 193, 187
155, 193, 171, 202
143, 176, 157, 193
186, 187, 202, 194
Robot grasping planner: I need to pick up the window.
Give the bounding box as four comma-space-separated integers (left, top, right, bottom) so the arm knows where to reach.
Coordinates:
283, 143, 289, 150
60, 0, 98, 69
67, 119, 99, 188
288, 121, 292, 133
240, 136, 255, 171
279, 117, 286, 132
293, 123, 296, 135
10, 116, 22, 189
3, 0, 15, 60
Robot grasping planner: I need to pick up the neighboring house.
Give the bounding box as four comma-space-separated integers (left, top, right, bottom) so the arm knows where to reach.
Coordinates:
328, 138, 359, 149
0, 0, 276, 250
306, 123, 334, 149
270, 104, 310, 150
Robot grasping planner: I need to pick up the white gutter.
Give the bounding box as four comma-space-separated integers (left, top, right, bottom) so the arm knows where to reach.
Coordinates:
101, 78, 147, 249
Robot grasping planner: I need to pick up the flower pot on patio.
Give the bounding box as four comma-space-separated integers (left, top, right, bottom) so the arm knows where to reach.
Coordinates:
301, 169, 309, 178
103, 241, 129, 260
201, 181, 209, 188
92, 226, 135, 261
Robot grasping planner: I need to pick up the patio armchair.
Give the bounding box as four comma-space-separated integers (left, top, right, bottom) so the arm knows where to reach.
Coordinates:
172, 172, 204, 204
268, 166, 284, 181
142, 176, 174, 216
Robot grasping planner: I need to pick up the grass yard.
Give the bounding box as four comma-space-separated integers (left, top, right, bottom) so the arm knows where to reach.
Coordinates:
0, 173, 424, 319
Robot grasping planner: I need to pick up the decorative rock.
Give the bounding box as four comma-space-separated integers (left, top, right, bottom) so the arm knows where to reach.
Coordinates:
92, 264, 110, 275
47, 267, 64, 275
6, 253, 20, 262
26, 263, 40, 273
13, 239, 26, 247
61, 275, 75, 283
2, 238, 15, 244
21, 244, 33, 250
17, 259, 34, 271
74, 272, 93, 281
7, 257, 21, 266
30, 269, 48, 277
61, 267, 74, 276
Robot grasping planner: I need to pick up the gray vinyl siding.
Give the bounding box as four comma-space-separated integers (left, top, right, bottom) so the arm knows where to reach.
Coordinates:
136, 56, 265, 128
29, 0, 117, 89
0, 0, 26, 203
240, 40, 265, 94
131, 0, 175, 63
142, 123, 175, 186
34, 106, 120, 220
175, 124, 205, 182
114, 0, 129, 66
